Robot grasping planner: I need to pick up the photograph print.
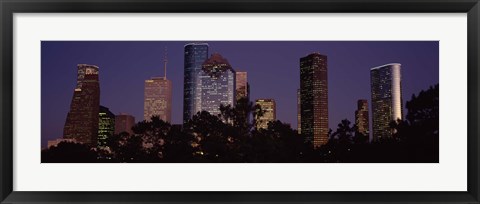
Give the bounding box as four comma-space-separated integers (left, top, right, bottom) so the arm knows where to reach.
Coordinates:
41, 41, 439, 163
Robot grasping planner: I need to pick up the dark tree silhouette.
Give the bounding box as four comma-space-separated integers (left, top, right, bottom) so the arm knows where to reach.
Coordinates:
44, 84, 439, 163
42, 142, 97, 163
332, 119, 355, 145
162, 124, 195, 162
390, 84, 439, 162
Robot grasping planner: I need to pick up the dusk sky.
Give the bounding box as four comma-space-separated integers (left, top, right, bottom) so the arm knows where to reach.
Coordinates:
41, 41, 439, 147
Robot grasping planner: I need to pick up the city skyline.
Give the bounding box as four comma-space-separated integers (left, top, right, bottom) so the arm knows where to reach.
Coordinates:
41, 41, 439, 147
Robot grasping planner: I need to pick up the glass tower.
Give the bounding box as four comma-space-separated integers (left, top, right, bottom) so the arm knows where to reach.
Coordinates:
199, 53, 236, 116
370, 63, 403, 141
300, 53, 328, 148
63, 64, 100, 146
183, 43, 209, 123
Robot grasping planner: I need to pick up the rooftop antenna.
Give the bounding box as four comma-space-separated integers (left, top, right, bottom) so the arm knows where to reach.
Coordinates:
163, 46, 168, 79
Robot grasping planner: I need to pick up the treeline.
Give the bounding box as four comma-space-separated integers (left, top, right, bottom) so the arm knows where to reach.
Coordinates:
42, 84, 439, 163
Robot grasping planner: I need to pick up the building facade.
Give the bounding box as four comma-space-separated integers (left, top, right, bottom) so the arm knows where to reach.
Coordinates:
255, 99, 276, 129
98, 106, 115, 147
114, 113, 135, 135
183, 43, 209, 123
355, 99, 369, 137
297, 89, 301, 134
300, 53, 328, 148
235, 71, 250, 102
199, 53, 236, 116
144, 76, 172, 122
63, 64, 100, 146
370, 63, 403, 141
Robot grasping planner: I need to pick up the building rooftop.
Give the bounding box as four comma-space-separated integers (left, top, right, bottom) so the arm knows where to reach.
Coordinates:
202, 53, 235, 76
305, 52, 327, 57
77, 64, 99, 69
203, 53, 231, 66
370, 63, 401, 70
184, 42, 209, 47
256, 99, 276, 102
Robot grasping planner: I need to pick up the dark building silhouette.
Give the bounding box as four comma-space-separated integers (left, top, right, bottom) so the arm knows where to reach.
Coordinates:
183, 43, 209, 123
355, 99, 370, 138
98, 106, 115, 147
115, 113, 135, 135
370, 63, 403, 141
63, 64, 100, 146
297, 88, 301, 134
300, 53, 328, 148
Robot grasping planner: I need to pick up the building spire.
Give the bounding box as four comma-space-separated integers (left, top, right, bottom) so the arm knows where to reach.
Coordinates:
163, 46, 168, 79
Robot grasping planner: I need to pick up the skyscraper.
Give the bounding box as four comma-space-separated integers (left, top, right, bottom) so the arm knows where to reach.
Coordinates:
300, 53, 328, 148
370, 63, 403, 141
235, 71, 249, 102
183, 43, 209, 123
199, 53, 236, 116
144, 48, 172, 122
355, 99, 369, 137
63, 64, 100, 146
115, 113, 135, 135
98, 106, 115, 147
297, 89, 301, 134
236, 71, 250, 124
255, 99, 276, 129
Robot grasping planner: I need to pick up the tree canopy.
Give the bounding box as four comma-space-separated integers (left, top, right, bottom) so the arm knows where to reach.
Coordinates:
42, 84, 439, 163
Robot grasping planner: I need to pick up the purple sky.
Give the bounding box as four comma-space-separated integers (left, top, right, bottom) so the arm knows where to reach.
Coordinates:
41, 41, 439, 147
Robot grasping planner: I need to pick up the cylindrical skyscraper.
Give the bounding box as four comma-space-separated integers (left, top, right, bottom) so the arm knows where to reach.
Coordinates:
370, 63, 403, 141
183, 43, 209, 123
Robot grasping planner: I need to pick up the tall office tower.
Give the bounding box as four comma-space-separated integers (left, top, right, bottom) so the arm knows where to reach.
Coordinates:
114, 113, 136, 135
199, 53, 236, 116
183, 43, 209, 123
297, 89, 301, 134
370, 63, 403, 141
144, 48, 172, 122
255, 99, 276, 129
235, 71, 250, 101
355, 99, 369, 137
63, 64, 100, 146
300, 53, 328, 148
236, 71, 250, 124
98, 106, 115, 147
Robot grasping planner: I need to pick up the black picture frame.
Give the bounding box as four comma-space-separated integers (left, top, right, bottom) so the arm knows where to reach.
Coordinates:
1, 0, 479, 203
